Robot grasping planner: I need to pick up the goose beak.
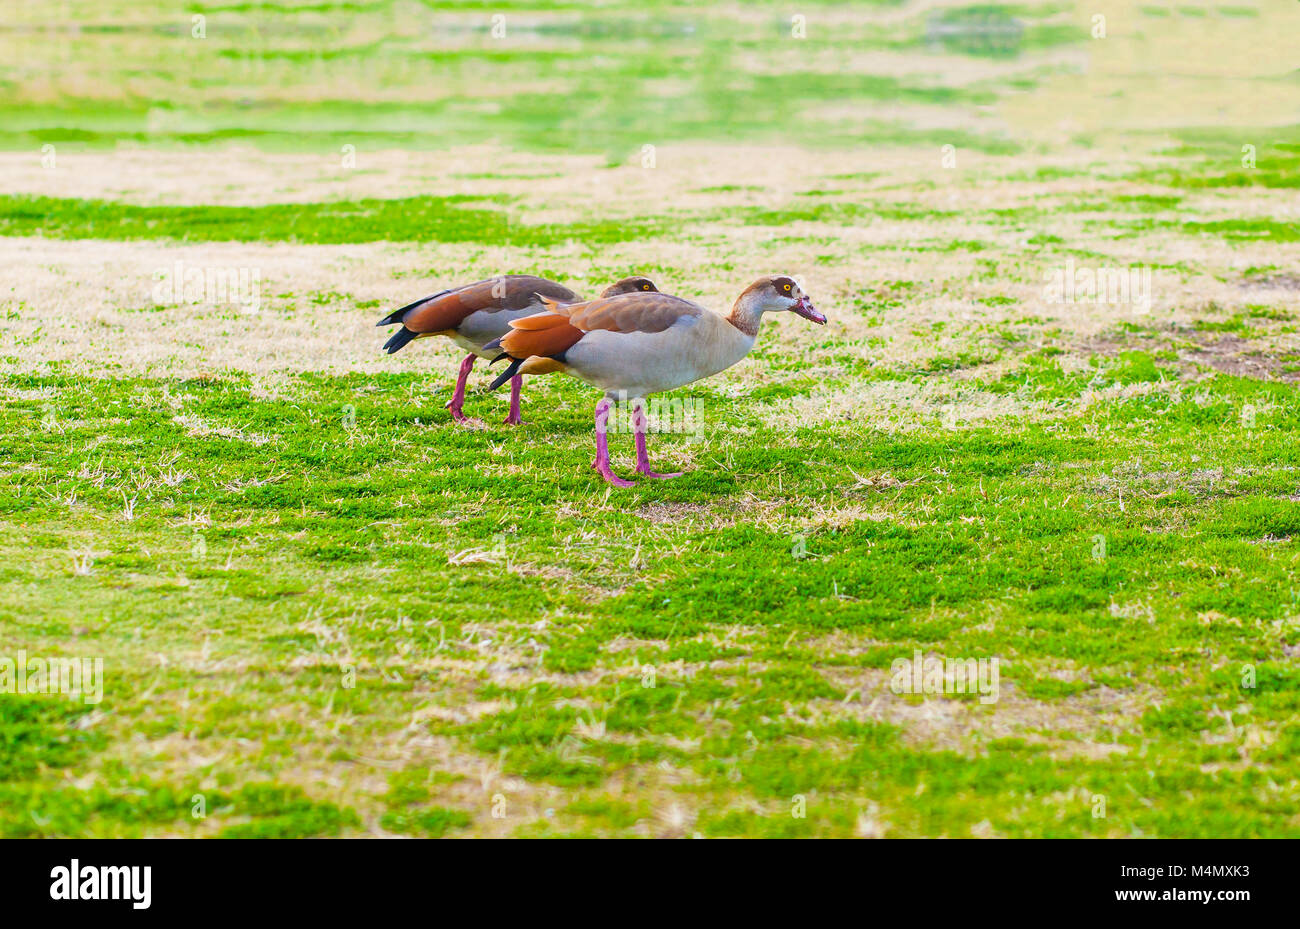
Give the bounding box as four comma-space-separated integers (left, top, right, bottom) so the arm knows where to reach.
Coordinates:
792, 295, 826, 325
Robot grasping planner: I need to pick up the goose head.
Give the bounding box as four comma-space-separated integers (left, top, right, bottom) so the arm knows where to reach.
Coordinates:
738, 275, 826, 325
600, 276, 659, 298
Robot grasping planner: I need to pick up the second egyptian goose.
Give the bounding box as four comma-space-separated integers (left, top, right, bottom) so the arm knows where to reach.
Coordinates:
485, 275, 826, 486
376, 274, 658, 425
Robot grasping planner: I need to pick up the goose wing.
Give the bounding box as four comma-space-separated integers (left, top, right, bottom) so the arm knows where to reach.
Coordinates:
498, 292, 705, 360
377, 275, 580, 334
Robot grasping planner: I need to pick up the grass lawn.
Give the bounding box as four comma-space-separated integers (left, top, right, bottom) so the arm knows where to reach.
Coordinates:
1, 0, 1298, 837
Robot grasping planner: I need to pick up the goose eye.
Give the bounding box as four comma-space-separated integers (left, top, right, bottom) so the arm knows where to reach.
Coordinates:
782, 283, 792, 292
642, 284, 651, 290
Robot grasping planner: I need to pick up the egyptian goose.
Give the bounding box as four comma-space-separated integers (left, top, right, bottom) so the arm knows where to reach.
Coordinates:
485, 275, 826, 486
376, 275, 658, 425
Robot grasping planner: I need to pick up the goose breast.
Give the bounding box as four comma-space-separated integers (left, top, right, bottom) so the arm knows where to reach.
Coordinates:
566, 312, 753, 397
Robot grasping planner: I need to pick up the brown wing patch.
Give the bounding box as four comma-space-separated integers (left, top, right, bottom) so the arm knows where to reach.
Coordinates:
500, 293, 702, 359
402, 276, 579, 333
509, 300, 575, 330
493, 276, 580, 310
500, 311, 586, 359
569, 293, 703, 334
400, 290, 475, 333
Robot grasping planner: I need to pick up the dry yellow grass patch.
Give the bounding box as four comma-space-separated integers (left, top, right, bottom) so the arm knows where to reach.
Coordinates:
4, 143, 1298, 434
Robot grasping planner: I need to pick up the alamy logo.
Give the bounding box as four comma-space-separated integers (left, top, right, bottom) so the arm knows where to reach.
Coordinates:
601, 393, 705, 442
0, 650, 102, 704
1043, 258, 1152, 314
50, 860, 151, 909
890, 649, 1000, 704
152, 260, 262, 313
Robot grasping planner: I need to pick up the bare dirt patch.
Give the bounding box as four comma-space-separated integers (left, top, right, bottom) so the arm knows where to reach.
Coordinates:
1241, 273, 1300, 293
818, 665, 1151, 757
1181, 333, 1300, 384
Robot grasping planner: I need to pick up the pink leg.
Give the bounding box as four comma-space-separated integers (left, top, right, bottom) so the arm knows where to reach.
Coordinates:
592, 397, 634, 487
446, 354, 482, 426
503, 374, 526, 426
632, 400, 683, 479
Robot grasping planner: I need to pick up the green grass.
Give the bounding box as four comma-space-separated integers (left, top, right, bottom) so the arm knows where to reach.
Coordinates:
0, 194, 1006, 246
0, 2, 1043, 155
0, 195, 670, 247
2, 360, 1298, 836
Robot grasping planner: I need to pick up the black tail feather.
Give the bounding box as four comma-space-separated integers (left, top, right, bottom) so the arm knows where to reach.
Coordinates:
383, 328, 419, 354
484, 338, 508, 362
488, 357, 525, 391
376, 287, 452, 327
